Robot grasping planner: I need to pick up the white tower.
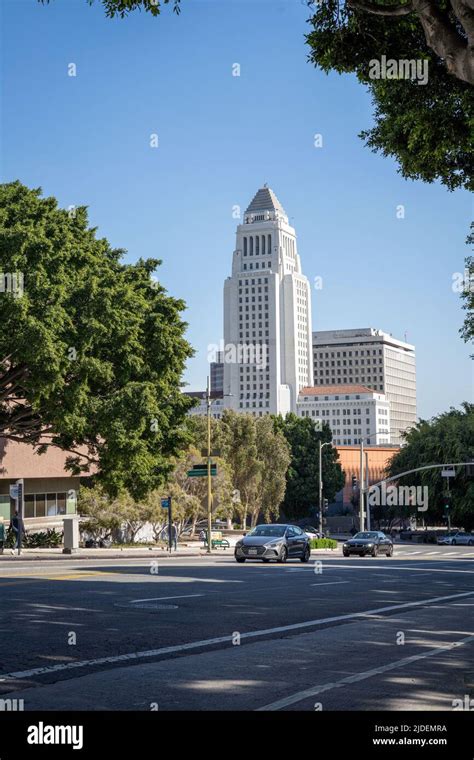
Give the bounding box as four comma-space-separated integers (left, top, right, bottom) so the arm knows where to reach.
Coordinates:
223, 185, 313, 415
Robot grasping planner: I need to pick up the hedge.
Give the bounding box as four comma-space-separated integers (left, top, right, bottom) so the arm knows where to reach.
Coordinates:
310, 538, 338, 550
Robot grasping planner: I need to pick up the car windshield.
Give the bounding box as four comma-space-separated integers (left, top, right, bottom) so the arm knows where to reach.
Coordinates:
248, 525, 286, 538
353, 532, 378, 539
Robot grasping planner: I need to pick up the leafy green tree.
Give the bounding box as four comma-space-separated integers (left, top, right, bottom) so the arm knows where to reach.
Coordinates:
0, 182, 193, 498
140, 489, 169, 541
386, 402, 474, 529
39, 0, 181, 18
306, 1, 474, 191
460, 223, 474, 348
165, 444, 233, 533
274, 414, 344, 520
77, 483, 122, 541
252, 415, 291, 526
111, 491, 147, 542
219, 411, 262, 529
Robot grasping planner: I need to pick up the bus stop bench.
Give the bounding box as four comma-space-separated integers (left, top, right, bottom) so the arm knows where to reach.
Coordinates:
203, 538, 230, 549
212, 538, 230, 549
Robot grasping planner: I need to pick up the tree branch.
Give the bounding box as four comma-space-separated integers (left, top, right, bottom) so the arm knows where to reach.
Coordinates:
347, 0, 474, 84
413, 0, 474, 82
450, 0, 474, 43
347, 0, 414, 14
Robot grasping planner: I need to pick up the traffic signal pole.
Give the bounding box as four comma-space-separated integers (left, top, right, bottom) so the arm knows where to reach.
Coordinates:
206, 376, 212, 554
318, 440, 330, 537
359, 440, 365, 532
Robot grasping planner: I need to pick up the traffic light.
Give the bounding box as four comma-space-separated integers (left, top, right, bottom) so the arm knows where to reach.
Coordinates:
352, 476, 357, 489
323, 498, 329, 509
443, 497, 450, 510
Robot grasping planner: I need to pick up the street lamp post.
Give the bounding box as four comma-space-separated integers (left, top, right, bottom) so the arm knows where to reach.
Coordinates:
206, 376, 213, 554
205, 378, 232, 554
319, 440, 331, 537
359, 432, 381, 531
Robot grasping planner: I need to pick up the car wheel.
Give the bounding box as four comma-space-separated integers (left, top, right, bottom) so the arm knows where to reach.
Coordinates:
300, 546, 310, 563
468, 540, 474, 546
387, 545, 393, 557
235, 557, 246, 563
372, 546, 378, 557
452, 540, 457, 545
343, 550, 350, 557
278, 546, 288, 564
262, 558, 270, 563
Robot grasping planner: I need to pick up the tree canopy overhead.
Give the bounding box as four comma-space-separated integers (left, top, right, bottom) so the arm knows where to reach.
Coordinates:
39, 0, 181, 17
386, 402, 474, 529
0, 181, 193, 498
306, 0, 474, 191
274, 414, 344, 520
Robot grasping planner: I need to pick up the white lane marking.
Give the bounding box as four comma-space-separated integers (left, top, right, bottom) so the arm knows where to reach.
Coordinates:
312, 564, 474, 574
397, 550, 425, 555
310, 581, 349, 587
26, 604, 99, 612
257, 633, 474, 711
1, 590, 472, 682
130, 594, 205, 603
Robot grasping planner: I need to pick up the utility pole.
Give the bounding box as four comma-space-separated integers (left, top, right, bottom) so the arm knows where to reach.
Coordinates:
17, 478, 24, 556
359, 439, 364, 532
365, 451, 370, 530
168, 495, 173, 553
206, 376, 213, 554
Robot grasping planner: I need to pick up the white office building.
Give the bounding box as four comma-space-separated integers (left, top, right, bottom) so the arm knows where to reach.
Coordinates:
223, 185, 313, 415
297, 384, 391, 446
312, 328, 416, 445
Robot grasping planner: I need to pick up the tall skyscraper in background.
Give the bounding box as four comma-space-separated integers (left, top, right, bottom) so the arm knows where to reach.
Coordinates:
223, 186, 313, 415
312, 328, 416, 445
210, 350, 224, 394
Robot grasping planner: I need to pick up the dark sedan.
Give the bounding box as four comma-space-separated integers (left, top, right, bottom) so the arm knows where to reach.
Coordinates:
343, 531, 393, 557
234, 524, 311, 563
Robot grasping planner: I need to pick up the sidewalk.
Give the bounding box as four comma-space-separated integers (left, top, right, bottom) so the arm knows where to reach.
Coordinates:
0, 545, 206, 561
0, 545, 342, 562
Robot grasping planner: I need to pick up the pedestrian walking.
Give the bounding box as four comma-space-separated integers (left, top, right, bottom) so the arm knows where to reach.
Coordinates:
10, 510, 24, 549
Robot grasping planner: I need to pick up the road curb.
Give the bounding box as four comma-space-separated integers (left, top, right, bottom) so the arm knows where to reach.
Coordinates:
0, 548, 344, 562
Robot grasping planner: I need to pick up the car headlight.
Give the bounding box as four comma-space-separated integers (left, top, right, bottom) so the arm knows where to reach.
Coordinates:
266, 541, 282, 548
235, 541, 243, 548
343, 543, 348, 548
366, 543, 374, 547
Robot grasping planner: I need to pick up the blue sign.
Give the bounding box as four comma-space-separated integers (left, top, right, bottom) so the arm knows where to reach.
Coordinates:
161, 498, 170, 509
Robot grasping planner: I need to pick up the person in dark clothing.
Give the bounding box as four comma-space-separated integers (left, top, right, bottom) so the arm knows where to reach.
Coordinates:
10, 510, 24, 549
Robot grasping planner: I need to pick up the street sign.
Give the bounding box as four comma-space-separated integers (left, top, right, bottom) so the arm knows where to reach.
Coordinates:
161, 498, 170, 509
441, 468, 455, 478
9, 484, 19, 499
187, 464, 217, 478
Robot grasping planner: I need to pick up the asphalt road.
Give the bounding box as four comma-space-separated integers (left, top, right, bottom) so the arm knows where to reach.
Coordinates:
0, 544, 473, 711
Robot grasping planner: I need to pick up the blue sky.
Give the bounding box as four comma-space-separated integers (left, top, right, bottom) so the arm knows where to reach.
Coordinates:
1, 0, 472, 420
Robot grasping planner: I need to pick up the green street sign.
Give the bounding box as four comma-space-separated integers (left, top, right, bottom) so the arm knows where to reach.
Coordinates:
187, 465, 217, 478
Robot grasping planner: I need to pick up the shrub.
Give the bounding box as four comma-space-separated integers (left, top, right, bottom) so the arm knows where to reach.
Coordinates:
310, 538, 338, 550
5, 528, 63, 548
